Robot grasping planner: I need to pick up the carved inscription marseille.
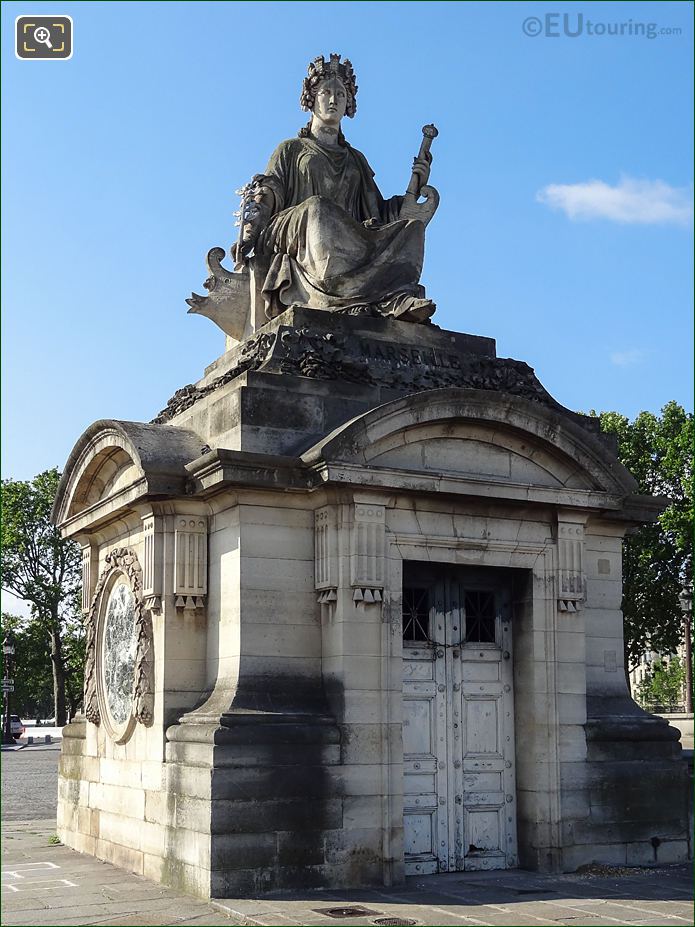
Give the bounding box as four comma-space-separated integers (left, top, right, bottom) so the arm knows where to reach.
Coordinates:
360, 340, 463, 370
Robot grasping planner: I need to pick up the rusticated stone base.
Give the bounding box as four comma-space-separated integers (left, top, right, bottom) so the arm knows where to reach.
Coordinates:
558, 701, 690, 870
163, 711, 358, 897
58, 708, 392, 898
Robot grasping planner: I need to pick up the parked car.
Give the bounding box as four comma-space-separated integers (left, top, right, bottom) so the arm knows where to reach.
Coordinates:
6, 715, 24, 739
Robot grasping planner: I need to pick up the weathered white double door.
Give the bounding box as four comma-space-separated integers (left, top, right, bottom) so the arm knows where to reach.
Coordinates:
402, 566, 518, 874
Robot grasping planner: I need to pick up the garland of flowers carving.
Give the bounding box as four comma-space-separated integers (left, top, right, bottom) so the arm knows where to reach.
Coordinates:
83, 548, 154, 727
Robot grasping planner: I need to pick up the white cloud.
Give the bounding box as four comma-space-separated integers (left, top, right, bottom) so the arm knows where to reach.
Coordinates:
610, 349, 645, 367
537, 177, 693, 226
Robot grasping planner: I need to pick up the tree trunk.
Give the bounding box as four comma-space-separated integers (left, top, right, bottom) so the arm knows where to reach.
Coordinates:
64, 675, 79, 720
49, 624, 67, 725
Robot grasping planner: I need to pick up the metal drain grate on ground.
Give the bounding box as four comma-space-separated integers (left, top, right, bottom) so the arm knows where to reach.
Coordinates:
372, 919, 418, 926
317, 907, 381, 919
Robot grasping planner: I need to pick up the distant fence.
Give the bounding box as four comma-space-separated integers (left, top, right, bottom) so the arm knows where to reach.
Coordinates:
642, 703, 687, 714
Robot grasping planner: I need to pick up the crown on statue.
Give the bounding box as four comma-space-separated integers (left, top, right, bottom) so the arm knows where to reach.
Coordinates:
300, 53, 358, 117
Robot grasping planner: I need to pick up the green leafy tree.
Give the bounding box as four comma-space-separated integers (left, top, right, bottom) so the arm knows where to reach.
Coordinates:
1, 612, 53, 718
1, 469, 82, 725
595, 402, 693, 672
1, 611, 85, 720
636, 657, 686, 710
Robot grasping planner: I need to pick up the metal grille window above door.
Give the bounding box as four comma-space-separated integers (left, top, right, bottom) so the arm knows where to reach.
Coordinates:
463, 590, 497, 643
402, 587, 430, 642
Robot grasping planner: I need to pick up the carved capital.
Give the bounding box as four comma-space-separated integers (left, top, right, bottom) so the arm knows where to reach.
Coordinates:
174, 517, 208, 610
80, 544, 98, 615
315, 506, 338, 607
557, 517, 587, 613
351, 503, 385, 608
142, 514, 163, 614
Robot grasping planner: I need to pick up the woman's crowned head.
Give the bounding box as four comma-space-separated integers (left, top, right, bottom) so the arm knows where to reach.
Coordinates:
300, 53, 358, 118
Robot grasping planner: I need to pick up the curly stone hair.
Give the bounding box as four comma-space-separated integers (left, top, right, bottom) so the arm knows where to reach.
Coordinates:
299, 53, 358, 117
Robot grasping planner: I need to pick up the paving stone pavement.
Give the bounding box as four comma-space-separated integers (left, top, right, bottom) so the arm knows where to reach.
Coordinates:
1, 820, 237, 926
1, 743, 61, 821
1, 819, 692, 926
213, 865, 694, 927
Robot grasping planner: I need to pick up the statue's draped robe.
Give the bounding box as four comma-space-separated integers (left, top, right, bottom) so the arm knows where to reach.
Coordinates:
255, 137, 425, 315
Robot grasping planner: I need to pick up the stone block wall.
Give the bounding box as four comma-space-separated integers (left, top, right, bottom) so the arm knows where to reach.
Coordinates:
58, 720, 172, 881
556, 526, 689, 870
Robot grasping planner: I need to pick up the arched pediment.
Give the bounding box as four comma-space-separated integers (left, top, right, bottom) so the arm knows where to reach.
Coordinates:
302, 389, 637, 497
52, 420, 206, 529
69, 445, 141, 514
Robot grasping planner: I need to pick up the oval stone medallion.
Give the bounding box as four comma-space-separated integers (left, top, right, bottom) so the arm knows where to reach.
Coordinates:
102, 581, 138, 725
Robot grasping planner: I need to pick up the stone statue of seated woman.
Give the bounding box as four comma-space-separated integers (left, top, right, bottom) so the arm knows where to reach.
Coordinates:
187, 54, 439, 341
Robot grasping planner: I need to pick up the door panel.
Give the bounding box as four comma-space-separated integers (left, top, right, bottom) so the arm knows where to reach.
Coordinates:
402, 565, 518, 874
466, 662, 501, 681
404, 812, 437, 857
403, 691, 437, 755
463, 698, 501, 754
464, 807, 506, 861
403, 639, 448, 875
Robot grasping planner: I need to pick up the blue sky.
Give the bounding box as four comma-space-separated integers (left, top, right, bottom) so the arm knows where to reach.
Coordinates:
2, 0, 693, 489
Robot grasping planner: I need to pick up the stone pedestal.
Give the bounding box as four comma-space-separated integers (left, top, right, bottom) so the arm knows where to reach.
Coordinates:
53, 309, 690, 897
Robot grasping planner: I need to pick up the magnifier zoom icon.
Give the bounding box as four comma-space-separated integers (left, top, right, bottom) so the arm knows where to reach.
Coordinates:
34, 26, 53, 48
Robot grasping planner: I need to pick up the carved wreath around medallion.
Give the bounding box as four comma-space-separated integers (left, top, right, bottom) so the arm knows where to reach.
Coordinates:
83, 548, 154, 728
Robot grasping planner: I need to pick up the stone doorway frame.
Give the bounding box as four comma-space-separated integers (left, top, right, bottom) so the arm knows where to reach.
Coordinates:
384, 531, 564, 880
400, 559, 518, 874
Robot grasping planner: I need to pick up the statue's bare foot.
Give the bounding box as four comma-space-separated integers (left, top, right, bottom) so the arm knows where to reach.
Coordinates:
379, 292, 436, 323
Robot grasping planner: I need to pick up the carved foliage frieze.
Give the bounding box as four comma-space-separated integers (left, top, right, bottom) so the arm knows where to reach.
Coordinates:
84, 548, 154, 730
